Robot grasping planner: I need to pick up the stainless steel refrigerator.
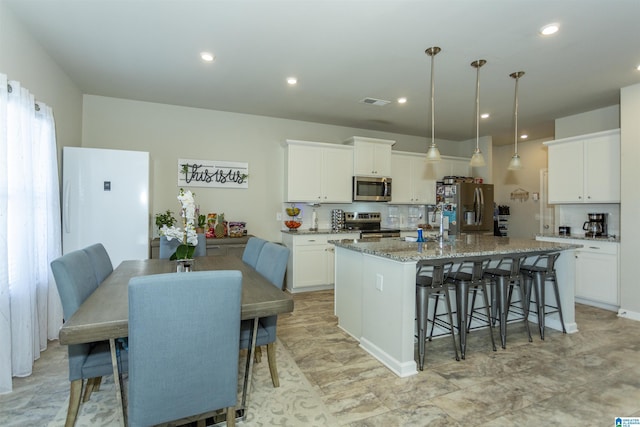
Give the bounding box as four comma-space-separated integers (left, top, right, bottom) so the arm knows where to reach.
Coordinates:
63, 147, 150, 268
436, 182, 494, 234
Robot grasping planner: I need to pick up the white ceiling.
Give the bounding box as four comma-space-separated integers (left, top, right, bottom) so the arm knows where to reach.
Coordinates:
5, 0, 640, 146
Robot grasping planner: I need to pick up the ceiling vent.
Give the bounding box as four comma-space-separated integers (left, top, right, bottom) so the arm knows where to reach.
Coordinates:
359, 97, 390, 106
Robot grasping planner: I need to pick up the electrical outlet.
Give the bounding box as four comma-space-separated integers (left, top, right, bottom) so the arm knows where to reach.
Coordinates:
276, 212, 282, 221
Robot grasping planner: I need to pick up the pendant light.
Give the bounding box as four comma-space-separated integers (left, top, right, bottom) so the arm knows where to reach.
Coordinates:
508, 71, 525, 170
425, 47, 442, 162
470, 59, 487, 167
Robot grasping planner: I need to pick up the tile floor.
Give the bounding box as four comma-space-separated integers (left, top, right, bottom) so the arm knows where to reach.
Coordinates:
2, 290, 640, 426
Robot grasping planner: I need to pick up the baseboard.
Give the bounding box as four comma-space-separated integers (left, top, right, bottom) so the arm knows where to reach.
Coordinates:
618, 308, 640, 321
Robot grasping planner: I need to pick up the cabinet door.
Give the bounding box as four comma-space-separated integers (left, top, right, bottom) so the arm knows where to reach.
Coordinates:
575, 250, 618, 305
390, 154, 413, 203
584, 135, 620, 202
353, 142, 376, 176
448, 158, 471, 177
286, 144, 322, 202
294, 244, 329, 288
373, 143, 392, 176
548, 141, 583, 203
412, 157, 436, 204
322, 147, 353, 203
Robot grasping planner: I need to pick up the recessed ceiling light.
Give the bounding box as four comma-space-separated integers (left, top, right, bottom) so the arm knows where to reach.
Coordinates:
397, 97, 407, 104
520, 134, 529, 139
480, 113, 490, 119
200, 52, 215, 62
287, 77, 297, 85
636, 64, 640, 71
540, 23, 559, 36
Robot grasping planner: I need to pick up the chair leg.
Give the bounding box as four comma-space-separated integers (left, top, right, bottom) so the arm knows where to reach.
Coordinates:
428, 294, 439, 341
66, 379, 83, 427
254, 345, 262, 363
82, 376, 101, 402
480, 282, 497, 351
443, 288, 460, 361
417, 286, 428, 370
550, 274, 567, 333
197, 419, 206, 427
226, 407, 236, 427
266, 342, 280, 387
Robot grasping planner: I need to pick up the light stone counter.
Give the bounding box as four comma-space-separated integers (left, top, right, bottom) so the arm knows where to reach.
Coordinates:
332, 234, 581, 263
333, 234, 579, 377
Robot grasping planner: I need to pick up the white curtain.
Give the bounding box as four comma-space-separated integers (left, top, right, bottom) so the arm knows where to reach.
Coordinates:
0, 73, 63, 393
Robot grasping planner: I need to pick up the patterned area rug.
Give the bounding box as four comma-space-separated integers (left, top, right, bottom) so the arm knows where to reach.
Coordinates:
48, 339, 338, 426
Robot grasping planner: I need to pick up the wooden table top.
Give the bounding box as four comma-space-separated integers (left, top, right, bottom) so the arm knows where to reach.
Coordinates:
59, 255, 294, 345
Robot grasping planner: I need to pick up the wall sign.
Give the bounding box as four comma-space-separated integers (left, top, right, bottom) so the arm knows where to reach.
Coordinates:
178, 158, 249, 189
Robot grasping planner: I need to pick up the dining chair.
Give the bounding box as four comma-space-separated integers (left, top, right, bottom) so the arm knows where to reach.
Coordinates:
51, 249, 128, 427
241, 236, 267, 268
159, 234, 207, 258
128, 270, 242, 427
239, 242, 290, 387
82, 243, 113, 284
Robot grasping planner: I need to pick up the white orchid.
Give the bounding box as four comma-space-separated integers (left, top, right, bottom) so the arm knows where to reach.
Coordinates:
162, 188, 199, 259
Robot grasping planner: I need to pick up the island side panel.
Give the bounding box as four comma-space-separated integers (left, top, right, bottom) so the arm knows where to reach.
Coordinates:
334, 246, 363, 340
549, 248, 578, 333
359, 254, 418, 377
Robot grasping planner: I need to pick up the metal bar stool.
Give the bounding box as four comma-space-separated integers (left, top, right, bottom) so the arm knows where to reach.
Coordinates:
482, 255, 532, 349
446, 258, 496, 359
416, 260, 459, 370
520, 252, 567, 339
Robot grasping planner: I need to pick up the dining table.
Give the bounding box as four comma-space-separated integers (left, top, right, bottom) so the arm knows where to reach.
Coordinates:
58, 254, 294, 426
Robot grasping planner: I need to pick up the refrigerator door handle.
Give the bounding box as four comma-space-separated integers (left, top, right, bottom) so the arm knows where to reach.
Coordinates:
63, 180, 71, 233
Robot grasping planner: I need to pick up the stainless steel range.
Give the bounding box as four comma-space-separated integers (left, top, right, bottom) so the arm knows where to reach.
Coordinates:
343, 212, 400, 238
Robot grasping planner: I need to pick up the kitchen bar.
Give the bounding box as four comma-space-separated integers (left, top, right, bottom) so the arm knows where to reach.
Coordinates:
333, 234, 580, 377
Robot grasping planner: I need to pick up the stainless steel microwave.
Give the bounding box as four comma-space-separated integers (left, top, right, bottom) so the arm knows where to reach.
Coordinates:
352, 176, 392, 202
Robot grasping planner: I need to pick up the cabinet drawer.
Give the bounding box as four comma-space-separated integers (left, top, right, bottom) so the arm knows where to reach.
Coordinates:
292, 235, 329, 246
577, 242, 617, 255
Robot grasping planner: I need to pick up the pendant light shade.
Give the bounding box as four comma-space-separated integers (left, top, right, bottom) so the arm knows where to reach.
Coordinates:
425, 47, 441, 162
470, 59, 487, 167
508, 71, 525, 171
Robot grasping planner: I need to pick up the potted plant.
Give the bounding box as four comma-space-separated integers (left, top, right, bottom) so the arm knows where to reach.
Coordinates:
196, 214, 207, 234
155, 210, 176, 233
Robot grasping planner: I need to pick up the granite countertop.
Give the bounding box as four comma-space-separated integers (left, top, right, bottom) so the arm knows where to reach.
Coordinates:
281, 228, 361, 235
332, 234, 582, 262
536, 233, 620, 243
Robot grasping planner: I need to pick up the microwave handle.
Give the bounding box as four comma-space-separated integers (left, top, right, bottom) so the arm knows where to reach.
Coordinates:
383, 180, 389, 197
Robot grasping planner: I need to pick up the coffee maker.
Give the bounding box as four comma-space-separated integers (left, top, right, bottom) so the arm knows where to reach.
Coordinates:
583, 212, 608, 238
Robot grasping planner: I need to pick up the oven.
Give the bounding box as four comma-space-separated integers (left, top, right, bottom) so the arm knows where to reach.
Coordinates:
344, 212, 400, 239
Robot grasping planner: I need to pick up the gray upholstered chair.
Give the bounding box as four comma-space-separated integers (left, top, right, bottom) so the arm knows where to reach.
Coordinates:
128, 270, 242, 427
241, 236, 267, 268
159, 234, 207, 259
82, 243, 113, 284
239, 242, 290, 387
51, 249, 128, 427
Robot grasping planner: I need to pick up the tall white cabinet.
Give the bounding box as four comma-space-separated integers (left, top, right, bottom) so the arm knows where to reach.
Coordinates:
391, 151, 437, 204
284, 140, 353, 203
545, 129, 620, 204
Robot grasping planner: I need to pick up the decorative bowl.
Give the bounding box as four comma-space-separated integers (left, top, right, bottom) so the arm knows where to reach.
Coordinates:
286, 207, 301, 217
284, 220, 302, 230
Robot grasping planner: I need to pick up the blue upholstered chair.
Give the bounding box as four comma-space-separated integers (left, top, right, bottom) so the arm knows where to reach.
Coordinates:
128, 270, 242, 427
51, 249, 128, 427
159, 234, 207, 259
239, 242, 290, 387
82, 243, 113, 284
241, 237, 267, 268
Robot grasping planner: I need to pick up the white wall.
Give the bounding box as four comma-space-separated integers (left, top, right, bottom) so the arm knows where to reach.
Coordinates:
620, 83, 640, 318
0, 2, 83, 154
81, 95, 472, 242
492, 138, 550, 238
555, 105, 620, 139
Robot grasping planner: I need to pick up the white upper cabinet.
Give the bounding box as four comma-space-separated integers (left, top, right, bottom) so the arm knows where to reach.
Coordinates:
391, 152, 437, 204
545, 129, 620, 204
343, 136, 395, 177
434, 156, 472, 179
285, 140, 353, 203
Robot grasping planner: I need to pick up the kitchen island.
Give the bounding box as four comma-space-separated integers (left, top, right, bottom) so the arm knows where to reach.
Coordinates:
333, 235, 580, 377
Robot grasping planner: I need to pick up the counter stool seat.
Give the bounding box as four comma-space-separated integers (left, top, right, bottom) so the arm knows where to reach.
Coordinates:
520, 252, 566, 339
416, 260, 458, 370
446, 259, 496, 359
482, 255, 532, 349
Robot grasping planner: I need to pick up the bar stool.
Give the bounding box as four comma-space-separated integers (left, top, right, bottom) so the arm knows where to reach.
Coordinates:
446, 258, 496, 359
520, 252, 566, 339
482, 255, 532, 349
416, 260, 458, 370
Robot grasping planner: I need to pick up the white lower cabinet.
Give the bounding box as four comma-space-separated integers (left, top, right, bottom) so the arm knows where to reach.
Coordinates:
282, 232, 359, 293
536, 236, 619, 310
